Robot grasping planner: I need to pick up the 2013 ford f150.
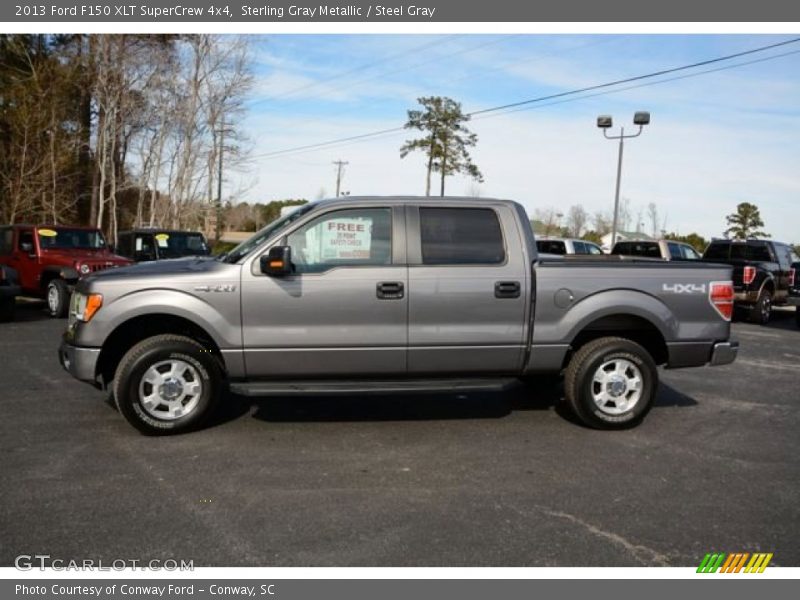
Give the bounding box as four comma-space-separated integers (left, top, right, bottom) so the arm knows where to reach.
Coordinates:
59, 197, 738, 435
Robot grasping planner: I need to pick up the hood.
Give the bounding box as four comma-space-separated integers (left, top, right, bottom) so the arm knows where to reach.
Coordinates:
85, 256, 230, 281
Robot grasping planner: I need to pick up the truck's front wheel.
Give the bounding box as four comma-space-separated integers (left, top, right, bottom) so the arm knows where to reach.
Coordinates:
564, 337, 658, 429
113, 335, 222, 435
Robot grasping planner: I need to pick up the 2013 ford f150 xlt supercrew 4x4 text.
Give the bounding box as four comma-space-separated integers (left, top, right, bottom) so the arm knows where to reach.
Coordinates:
59, 197, 738, 435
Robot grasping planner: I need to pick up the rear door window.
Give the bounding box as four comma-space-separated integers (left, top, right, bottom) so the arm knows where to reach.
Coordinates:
420, 208, 505, 265
667, 242, 683, 259
573, 241, 588, 254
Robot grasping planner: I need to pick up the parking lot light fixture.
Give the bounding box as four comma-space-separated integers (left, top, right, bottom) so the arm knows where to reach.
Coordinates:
598, 112, 651, 247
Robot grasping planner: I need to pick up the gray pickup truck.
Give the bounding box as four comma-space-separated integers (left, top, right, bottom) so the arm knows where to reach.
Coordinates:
59, 197, 738, 435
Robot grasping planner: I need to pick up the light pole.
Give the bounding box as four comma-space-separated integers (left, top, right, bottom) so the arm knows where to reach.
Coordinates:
597, 111, 650, 248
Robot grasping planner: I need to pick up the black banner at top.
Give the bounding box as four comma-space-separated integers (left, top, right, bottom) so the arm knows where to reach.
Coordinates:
4, 0, 800, 23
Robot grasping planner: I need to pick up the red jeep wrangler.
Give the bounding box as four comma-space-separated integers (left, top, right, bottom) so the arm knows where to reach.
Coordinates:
0, 225, 132, 317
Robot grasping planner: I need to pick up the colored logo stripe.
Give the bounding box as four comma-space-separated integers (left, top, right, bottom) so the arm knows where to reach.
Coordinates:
697, 552, 773, 573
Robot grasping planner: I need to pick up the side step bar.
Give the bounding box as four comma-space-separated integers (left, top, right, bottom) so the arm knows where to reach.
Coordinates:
229, 378, 518, 397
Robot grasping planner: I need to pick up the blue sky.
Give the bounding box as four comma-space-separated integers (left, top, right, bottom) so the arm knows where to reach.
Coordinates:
231, 34, 800, 241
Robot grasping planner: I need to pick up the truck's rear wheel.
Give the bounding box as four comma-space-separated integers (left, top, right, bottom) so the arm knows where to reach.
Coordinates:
113, 335, 222, 435
564, 337, 658, 429
750, 290, 772, 325
46, 279, 69, 318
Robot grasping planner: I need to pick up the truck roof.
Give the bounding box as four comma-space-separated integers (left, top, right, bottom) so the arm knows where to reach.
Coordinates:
311, 195, 521, 208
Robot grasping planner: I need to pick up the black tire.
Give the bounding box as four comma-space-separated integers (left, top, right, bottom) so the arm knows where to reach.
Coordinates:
113, 334, 223, 435
564, 336, 658, 430
750, 290, 772, 325
0, 296, 15, 322
46, 279, 70, 318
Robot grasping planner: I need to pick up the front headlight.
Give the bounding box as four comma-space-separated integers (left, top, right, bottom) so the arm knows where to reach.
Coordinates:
70, 292, 103, 322
79, 263, 91, 275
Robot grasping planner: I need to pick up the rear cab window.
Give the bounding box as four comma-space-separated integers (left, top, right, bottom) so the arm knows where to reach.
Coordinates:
420, 207, 505, 265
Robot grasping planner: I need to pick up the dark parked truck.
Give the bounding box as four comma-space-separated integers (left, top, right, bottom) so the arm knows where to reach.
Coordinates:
789, 259, 800, 328
702, 239, 798, 324
0, 225, 132, 317
116, 229, 210, 262
59, 197, 738, 435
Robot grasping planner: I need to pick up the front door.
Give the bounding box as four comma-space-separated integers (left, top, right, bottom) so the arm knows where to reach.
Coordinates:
241, 205, 407, 378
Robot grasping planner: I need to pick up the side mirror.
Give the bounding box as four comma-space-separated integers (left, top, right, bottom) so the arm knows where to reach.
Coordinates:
108, 244, 115, 253
260, 246, 293, 277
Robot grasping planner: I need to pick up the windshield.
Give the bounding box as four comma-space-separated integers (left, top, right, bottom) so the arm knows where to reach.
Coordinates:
152, 232, 209, 258
221, 204, 316, 263
38, 228, 106, 250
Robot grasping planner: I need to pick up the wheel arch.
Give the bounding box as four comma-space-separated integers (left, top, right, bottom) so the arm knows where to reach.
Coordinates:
96, 314, 226, 387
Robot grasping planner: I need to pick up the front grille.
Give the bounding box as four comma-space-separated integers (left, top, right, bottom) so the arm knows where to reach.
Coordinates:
89, 263, 114, 272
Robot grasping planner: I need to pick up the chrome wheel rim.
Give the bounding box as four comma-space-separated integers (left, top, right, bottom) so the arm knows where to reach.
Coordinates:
591, 358, 643, 415
47, 284, 59, 313
761, 296, 771, 321
138, 359, 202, 420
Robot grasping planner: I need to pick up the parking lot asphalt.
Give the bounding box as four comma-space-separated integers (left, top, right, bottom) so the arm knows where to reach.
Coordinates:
1, 302, 798, 567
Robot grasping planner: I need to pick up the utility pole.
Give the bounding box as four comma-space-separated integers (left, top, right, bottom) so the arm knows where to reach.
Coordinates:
215, 118, 224, 243
333, 160, 348, 197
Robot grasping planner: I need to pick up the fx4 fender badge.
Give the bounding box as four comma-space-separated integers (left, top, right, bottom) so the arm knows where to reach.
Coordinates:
194, 284, 237, 293
663, 283, 707, 294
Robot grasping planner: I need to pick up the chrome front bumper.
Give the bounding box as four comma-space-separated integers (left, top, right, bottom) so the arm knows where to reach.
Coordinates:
59, 341, 100, 384
710, 341, 739, 366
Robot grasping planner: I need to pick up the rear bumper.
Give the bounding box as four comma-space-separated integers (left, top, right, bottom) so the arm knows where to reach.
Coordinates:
667, 340, 738, 368
59, 341, 100, 384
710, 341, 739, 366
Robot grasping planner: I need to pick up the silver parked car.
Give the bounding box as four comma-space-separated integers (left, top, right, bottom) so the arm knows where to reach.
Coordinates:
536, 237, 604, 255
611, 239, 702, 261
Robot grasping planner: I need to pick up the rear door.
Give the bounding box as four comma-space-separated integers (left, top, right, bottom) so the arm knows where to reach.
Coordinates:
406, 204, 528, 374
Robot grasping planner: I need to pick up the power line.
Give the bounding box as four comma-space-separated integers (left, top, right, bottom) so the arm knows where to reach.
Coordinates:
254, 35, 462, 104
469, 36, 800, 116
249, 37, 800, 161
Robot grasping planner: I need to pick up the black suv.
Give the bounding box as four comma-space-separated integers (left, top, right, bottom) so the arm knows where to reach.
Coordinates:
116, 229, 210, 262
703, 239, 797, 325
